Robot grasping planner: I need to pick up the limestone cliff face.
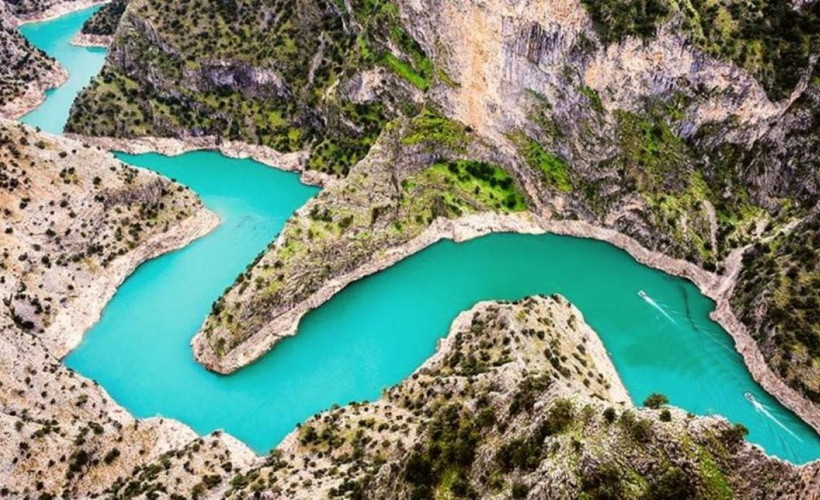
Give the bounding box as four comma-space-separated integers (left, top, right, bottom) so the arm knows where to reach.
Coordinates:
67, 0, 820, 413
0, 120, 258, 497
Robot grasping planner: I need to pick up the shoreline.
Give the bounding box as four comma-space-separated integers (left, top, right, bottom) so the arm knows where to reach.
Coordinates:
187, 208, 820, 438
13, 0, 109, 26
67, 134, 334, 187
70, 31, 111, 47
47, 205, 221, 358
0, 0, 108, 120
0, 64, 68, 119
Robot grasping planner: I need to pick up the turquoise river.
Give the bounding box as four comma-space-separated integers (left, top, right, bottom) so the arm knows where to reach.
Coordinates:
18, 6, 820, 464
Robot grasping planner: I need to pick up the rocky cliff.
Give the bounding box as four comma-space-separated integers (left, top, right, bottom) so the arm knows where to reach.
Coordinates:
66, 0, 820, 432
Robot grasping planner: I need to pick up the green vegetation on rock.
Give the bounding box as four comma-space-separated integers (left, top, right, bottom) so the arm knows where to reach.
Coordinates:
80, 0, 128, 36
202, 112, 527, 355
513, 134, 571, 192
581, 0, 820, 99
733, 213, 820, 403
67, 0, 441, 176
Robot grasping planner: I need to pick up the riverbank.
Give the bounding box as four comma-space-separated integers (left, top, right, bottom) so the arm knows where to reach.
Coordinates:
47, 205, 220, 358
0, 63, 67, 119
12, 0, 108, 26
66, 134, 333, 187
0, 1, 108, 120
71, 31, 110, 47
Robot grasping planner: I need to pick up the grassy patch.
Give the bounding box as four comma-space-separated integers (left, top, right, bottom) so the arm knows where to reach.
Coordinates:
696, 446, 733, 499
401, 108, 468, 151
382, 53, 429, 91
513, 135, 572, 192
422, 160, 528, 213
580, 86, 603, 112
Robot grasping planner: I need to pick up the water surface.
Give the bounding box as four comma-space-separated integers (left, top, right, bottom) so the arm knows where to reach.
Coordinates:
20, 7, 820, 464
19, 6, 106, 134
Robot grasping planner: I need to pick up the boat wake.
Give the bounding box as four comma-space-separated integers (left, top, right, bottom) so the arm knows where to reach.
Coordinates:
745, 392, 803, 442
638, 290, 678, 326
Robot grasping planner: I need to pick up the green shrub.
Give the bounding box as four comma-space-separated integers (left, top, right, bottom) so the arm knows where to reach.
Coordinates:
643, 393, 669, 409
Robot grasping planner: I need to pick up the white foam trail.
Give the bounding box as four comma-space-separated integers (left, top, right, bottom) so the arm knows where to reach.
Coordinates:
639, 292, 678, 326
748, 395, 803, 442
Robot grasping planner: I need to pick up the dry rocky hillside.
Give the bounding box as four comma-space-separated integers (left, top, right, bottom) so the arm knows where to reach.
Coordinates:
64, 0, 820, 422
0, 1, 65, 119
0, 119, 258, 498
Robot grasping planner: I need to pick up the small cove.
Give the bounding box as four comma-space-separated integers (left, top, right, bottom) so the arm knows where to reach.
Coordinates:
18, 6, 820, 464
